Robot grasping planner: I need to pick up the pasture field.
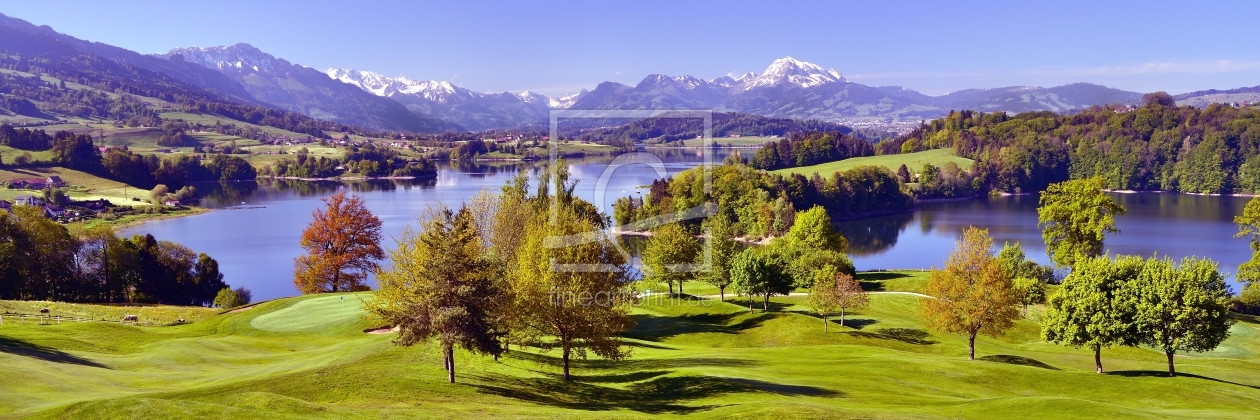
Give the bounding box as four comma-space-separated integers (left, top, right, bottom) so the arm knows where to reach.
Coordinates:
0, 166, 149, 206
3, 270, 1259, 419
678, 136, 781, 147
0, 300, 219, 326
772, 148, 975, 178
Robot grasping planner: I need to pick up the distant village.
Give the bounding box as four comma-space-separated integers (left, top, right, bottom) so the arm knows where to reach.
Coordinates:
2, 176, 121, 223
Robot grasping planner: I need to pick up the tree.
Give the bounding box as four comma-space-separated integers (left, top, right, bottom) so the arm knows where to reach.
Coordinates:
1240, 283, 1260, 310
367, 204, 501, 383
508, 205, 632, 382
1141, 91, 1176, 107
702, 211, 739, 301
922, 227, 1019, 360
809, 265, 867, 332
1012, 277, 1046, 316
1233, 197, 1260, 285
787, 205, 847, 252
1042, 255, 1143, 373
293, 192, 384, 294
996, 241, 1052, 282
731, 248, 793, 312
897, 163, 912, 183
641, 223, 700, 296
150, 184, 170, 204
214, 287, 251, 309
1037, 177, 1126, 268
1125, 256, 1234, 377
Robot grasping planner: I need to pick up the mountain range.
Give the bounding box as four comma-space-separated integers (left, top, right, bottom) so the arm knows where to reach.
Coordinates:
319, 56, 1147, 130
0, 12, 1252, 136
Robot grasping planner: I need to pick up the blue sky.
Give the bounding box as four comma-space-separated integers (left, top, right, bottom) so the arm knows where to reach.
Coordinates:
5, 0, 1260, 96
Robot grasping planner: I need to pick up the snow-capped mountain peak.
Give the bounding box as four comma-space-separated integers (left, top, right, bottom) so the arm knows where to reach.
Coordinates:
740, 56, 844, 91
326, 69, 470, 102
551, 90, 587, 109
161, 43, 279, 74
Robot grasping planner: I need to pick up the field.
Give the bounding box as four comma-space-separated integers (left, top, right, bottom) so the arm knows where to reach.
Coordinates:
0, 300, 220, 326
3, 270, 1260, 419
678, 136, 780, 147
772, 149, 975, 178
0, 166, 149, 206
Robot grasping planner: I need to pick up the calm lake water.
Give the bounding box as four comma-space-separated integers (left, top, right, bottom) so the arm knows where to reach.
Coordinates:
836, 193, 1252, 293
124, 150, 1254, 301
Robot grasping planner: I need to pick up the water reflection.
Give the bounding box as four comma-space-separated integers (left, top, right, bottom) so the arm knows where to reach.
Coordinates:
124, 149, 737, 301
840, 193, 1251, 292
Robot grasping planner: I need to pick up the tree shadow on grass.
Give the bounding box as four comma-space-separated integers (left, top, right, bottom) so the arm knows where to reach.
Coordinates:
0, 336, 110, 369
790, 310, 878, 330
624, 341, 678, 350
844, 328, 937, 345
470, 373, 839, 414
979, 355, 1059, 370
1107, 371, 1260, 390
505, 351, 758, 371
856, 272, 911, 282
624, 312, 774, 341
858, 281, 887, 292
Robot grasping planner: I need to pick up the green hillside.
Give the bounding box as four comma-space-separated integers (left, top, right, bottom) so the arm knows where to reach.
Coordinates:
773, 148, 974, 177
3, 271, 1259, 419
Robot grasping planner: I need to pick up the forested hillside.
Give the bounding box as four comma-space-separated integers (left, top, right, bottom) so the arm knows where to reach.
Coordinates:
575, 112, 850, 146
875, 93, 1260, 195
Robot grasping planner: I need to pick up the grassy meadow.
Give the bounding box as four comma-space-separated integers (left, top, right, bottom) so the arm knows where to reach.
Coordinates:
772, 149, 975, 178
678, 136, 781, 147
3, 271, 1259, 419
0, 166, 147, 206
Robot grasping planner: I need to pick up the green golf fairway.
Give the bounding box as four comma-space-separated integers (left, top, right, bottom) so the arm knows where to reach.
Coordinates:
3, 272, 1259, 419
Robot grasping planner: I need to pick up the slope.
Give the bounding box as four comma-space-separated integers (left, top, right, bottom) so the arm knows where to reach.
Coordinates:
160, 45, 463, 133
2, 271, 1259, 419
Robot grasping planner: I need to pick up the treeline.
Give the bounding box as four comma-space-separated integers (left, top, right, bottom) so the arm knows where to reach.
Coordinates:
614, 160, 913, 238
876, 93, 1260, 194
0, 123, 53, 150
0, 71, 161, 126
260, 144, 437, 178
0, 54, 351, 139
0, 206, 232, 305
5, 128, 257, 189
575, 112, 851, 145
748, 131, 875, 170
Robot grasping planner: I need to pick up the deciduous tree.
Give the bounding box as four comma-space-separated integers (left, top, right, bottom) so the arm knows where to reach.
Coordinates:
1037, 177, 1126, 267
1125, 256, 1234, 377
731, 248, 793, 312
1042, 255, 1143, 373
1012, 278, 1046, 316
641, 223, 700, 296
922, 227, 1019, 360
702, 210, 739, 301
809, 265, 868, 332
294, 192, 384, 294
787, 205, 847, 252
1233, 197, 1260, 285
508, 205, 633, 382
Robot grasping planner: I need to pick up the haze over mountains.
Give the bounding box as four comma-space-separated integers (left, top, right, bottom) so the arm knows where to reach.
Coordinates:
0, 12, 1253, 135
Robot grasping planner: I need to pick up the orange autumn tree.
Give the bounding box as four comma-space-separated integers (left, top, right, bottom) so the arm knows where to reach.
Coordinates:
922, 226, 1019, 360
294, 191, 384, 294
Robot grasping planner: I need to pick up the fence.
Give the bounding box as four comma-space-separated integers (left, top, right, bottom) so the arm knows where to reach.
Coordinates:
0, 313, 168, 327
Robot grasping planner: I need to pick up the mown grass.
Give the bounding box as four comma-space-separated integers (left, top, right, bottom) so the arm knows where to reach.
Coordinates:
0, 300, 219, 326
2, 274, 1259, 419
772, 148, 976, 178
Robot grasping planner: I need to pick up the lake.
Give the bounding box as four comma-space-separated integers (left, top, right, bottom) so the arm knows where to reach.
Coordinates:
836, 193, 1253, 292
124, 150, 1254, 301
